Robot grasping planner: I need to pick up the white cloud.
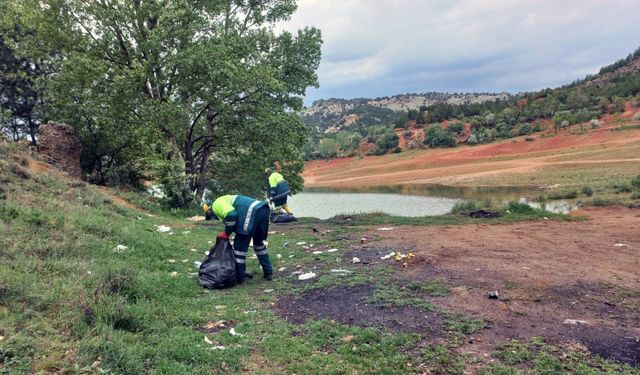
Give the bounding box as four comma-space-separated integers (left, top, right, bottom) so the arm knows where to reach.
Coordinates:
279, 0, 640, 102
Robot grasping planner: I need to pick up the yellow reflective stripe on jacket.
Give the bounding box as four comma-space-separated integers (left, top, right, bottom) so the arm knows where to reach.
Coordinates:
212, 195, 237, 220
268, 172, 284, 188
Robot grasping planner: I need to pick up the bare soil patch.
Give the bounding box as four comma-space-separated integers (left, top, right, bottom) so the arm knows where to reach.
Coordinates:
274, 285, 444, 337
353, 207, 640, 365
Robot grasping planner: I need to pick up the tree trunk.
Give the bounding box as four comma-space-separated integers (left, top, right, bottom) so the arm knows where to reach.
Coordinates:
193, 108, 216, 199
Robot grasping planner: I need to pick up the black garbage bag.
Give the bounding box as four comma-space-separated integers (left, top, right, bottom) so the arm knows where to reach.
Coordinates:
270, 212, 297, 223
198, 238, 237, 289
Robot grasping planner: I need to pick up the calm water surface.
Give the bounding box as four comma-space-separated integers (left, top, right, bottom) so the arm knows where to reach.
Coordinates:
289, 184, 568, 219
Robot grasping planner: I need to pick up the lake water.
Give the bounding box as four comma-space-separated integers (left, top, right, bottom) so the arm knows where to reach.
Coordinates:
288, 184, 568, 219
288, 192, 460, 219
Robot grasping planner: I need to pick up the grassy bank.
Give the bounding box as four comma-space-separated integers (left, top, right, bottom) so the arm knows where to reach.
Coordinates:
1, 143, 637, 374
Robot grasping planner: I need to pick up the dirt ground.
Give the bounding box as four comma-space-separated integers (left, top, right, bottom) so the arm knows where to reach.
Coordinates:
276, 207, 640, 366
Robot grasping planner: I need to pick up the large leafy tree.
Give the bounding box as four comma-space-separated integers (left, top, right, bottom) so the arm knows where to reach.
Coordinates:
40, 0, 321, 194
0, 4, 47, 144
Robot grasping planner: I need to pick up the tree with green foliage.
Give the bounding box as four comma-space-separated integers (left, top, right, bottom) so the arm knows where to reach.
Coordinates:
317, 138, 338, 159
424, 125, 456, 148
374, 131, 399, 155
28, 0, 321, 198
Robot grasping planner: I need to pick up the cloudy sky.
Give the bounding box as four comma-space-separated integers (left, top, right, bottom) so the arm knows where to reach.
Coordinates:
280, 0, 640, 104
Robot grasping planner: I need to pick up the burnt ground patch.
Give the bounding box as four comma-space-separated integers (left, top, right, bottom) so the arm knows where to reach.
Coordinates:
569, 325, 640, 366
274, 285, 445, 337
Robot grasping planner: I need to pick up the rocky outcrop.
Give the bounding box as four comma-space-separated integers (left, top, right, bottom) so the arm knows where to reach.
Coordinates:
37, 122, 82, 178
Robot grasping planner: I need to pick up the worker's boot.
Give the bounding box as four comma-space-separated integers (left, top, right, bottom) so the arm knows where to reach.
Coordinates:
235, 263, 248, 283
256, 253, 273, 280
282, 204, 293, 215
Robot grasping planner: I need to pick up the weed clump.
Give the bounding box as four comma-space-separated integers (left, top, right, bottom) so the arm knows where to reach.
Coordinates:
451, 200, 477, 213
581, 186, 594, 196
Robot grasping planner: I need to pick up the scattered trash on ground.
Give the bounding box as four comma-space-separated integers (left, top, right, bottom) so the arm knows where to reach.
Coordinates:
381, 251, 415, 261
352, 257, 361, 264
283, 241, 289, 247
488, 291, 500, 299
194, 261, 202, 268
278, 267, 287, 272
155, 225, 171, 233
204, 250, 210, 256
613, 243, 630, 247
312, 251, 323, 255
214, 305, 225, 310
330, 269, 353, 276
249, 254, 257, 260
113, 244, 128, 253
298, 272, 316, 280
186, 215, 205, 222
264, 289, 274, 293
564, 319, 589, 325
326, 248, 338, 253
268, 231, 278, 235
277, 254, 282, 259
207, 240, 213, 245
200, 320, 231, 333
288, 255, 295, 258
292, 270, 303, 275
167, 259, 176, 263
170, 271, 178, 277
230, 328, 242, 336
181, 259, 188, 263
469, 210, 503, 218
182, 231, 191, 235
377, 227, 394, 231
296, 241, 307, 246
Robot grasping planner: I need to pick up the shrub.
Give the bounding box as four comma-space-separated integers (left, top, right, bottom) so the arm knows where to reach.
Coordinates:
631, 175, 640, 190
451, 200, 477, 213
159, 163, 196, 209
592, 197, 615, 206
581, 186, 594, 197
505, 201, 536, 214
424, 125, 457, 148
631, 192, 640, 200
447, 122, 464, 134
612, 183, 632, 193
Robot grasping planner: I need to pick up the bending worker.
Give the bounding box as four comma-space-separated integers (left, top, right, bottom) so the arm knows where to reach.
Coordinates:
206, 195, 273, 282
266, 168, 293, 214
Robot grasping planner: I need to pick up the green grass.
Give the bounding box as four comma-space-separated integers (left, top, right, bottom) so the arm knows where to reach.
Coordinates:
485, 338, 640, 375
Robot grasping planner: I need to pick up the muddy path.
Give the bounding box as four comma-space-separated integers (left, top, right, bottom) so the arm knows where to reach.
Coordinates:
275, 208, 640, 367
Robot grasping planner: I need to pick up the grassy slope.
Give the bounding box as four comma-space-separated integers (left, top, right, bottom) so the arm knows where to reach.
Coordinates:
1, 142, 637, 374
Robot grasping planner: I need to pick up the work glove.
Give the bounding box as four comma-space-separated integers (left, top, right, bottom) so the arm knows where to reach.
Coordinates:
217, 231, 229, 241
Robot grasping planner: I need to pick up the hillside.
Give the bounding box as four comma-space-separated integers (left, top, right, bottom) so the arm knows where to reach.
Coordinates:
302, 92, 511, 134
303, 46, 640, 159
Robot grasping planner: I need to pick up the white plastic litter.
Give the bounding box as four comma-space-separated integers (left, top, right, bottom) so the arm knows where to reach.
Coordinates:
211, 346, 225, 350
331, 269, 353, 274
377, 227, 394, 231
205, 251, 210, 256
292, 271, 303, 275
352, 257, 361, 264
230, 328, 242, 336
613, 243, 629, 247
296, 241, 307, 246
214, 305, 226, 310
190, 248, 198, 252
288, 255, 295, 258
312, 251, 323, 255
181, 259, 188, 263
194, 261, 202, 268
183, 231, 191, 235
381, 252, 396, 260
113, 245, 128, 253
277, 254, 283, 259
298, 272, 316, 280
264, 289, 274, 293
167, 259, 176, 263
207, 240, 213, 245
204, 336, 214, 345
156, 225, 171, 233
170, 271, 178, 277
278, 267, 287, 272
564, 319, 588, 325
327, 248, 338, 253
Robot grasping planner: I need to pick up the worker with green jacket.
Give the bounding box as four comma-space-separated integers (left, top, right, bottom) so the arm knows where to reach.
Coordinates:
204, 195, 273, 282
266, 168, 292, 214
